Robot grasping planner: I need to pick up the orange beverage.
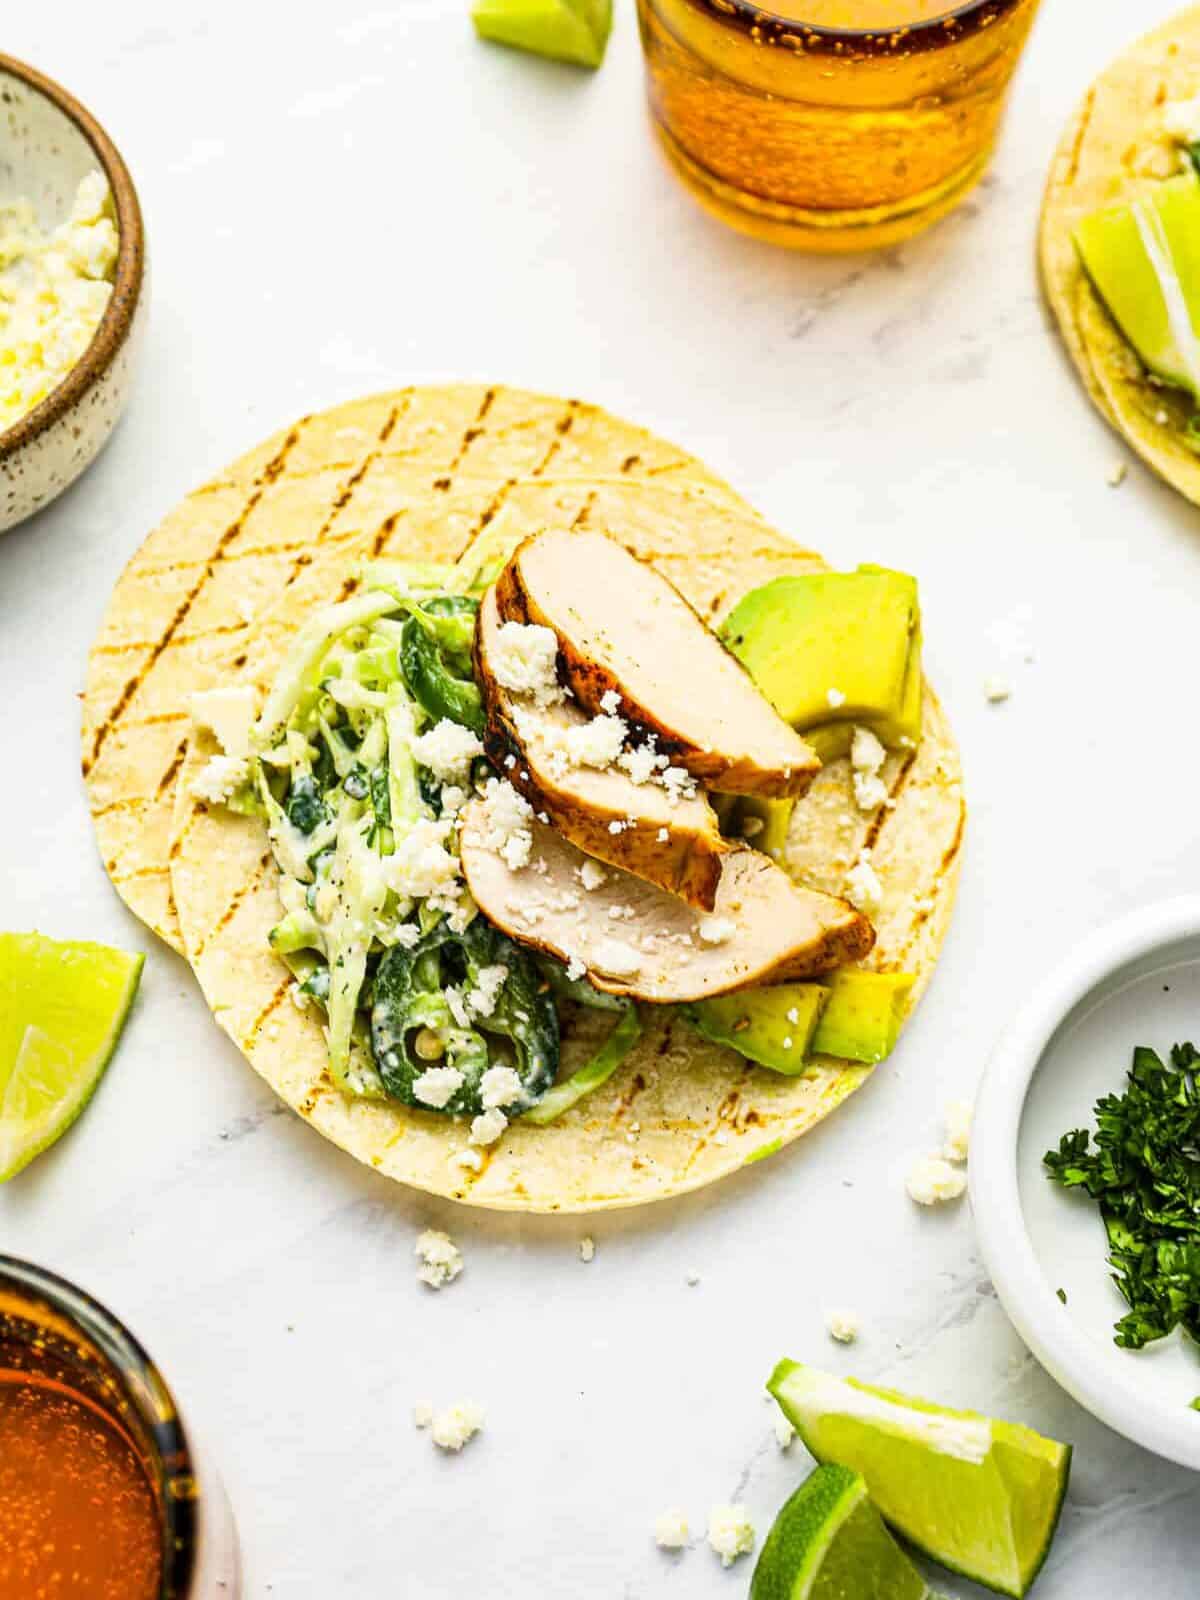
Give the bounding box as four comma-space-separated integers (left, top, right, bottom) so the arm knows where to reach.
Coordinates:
0, 1257, 240, 1600
637, 0, 1043, 250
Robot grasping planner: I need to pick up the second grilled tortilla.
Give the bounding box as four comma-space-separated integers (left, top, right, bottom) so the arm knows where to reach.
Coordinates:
1040, 6, 1200, 501
166, 444, 964, 1212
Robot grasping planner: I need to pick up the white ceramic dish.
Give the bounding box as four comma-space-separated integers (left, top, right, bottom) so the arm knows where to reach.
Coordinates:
972, 896, 1200, 1471
0, 53, 147, 533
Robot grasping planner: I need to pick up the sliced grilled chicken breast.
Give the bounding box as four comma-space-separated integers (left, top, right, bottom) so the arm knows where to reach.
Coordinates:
459, 800, 873, 1004
475, 589, 728, 909
495, 529, 820, 800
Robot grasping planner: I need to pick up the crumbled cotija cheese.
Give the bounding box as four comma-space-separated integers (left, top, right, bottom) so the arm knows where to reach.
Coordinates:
413, 1066, 464, 1109
850, 726, 888, 813
490, 621, 562, 705
654, 1510, 689, 1550
578, 1236, 595, 1263
476, 778, 534, 871
412, 1401, 434, 1429
578, 859, 607, 892
386, 818, 463, 915
825, 1307, 860, 1343
826, 687, 846, 709
430, 1400, 484, 1452
906, 1155, 967, 1205
480, 1064, 524, 1110
773, 1414, 796, 1450
411, 718, 484, 781
707, 1504, 755, 1566
415, 1229, 463, 1289
470, 1108, 508, 1147
0, 172, 119, 431
697, 917, 736, 945
190, 754, 253, 806
942, 1099, 973, 1163
843, 850, 883, 916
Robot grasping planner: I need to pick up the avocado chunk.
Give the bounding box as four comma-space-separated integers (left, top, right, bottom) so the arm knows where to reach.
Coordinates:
811, 968, 914, 1064
471, 0, 612, 68
720, 566, 921, 752
1074, 172, 1200, 397
685, 968, 915, 1071
684, 984, 828, 1075
717, 794, 796, 861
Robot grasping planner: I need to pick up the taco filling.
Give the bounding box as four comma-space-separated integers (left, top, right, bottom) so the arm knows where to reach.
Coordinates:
190, 530, 922, 1151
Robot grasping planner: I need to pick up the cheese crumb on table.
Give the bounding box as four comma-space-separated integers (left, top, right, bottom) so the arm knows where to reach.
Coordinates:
942, 1099, 973, 1163
906, 1155, 967, 1205
825, 1307, 860, 1343
707, 1504, 755, 1566
686, 1270, 701, 1286
412, 1402, 433, 1429
654, 1510, 689, 1551
579, 1236, 595, 1263
983, 675, 1011, 704
430, 1400, 484, 1452
415, 1228, 463, 1289
773, 1413, 796, 1450
1107, 461, 1128, 488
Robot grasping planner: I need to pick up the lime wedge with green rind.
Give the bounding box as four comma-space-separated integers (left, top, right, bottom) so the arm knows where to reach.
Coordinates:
752, 1463, 937, 1600
0, 933, 144, 1181
769, 1362, 1071, 1598
471, 0, 612, 68
1074, 172, 1200, 398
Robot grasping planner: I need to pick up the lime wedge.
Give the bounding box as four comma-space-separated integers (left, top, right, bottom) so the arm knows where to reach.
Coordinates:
1074, 173, 1200, 397
768, 1362, 1071, 1598
471, 0, 613, 69
752, 1464, 936, 1600
0, 933, 144, 1181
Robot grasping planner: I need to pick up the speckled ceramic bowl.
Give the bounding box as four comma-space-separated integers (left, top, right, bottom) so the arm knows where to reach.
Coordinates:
0, 54, 146, 533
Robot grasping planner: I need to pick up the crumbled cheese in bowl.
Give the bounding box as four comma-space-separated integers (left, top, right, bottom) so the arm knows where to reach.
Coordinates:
0, 172, 119, 432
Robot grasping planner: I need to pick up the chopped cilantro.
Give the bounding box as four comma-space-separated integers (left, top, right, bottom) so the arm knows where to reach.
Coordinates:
1045, 1043, 1200, 1350
1055, 1288, 1067, 1306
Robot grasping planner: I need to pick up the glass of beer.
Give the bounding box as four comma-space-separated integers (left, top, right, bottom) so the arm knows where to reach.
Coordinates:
637, 0, 1042, 251
0, 1256, 240, 1599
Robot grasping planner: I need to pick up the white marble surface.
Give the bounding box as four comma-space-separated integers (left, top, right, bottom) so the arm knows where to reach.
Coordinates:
2, 1, 1200, 1593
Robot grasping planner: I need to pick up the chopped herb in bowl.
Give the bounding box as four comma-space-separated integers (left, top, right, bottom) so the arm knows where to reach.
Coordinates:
1045, 1042, 1200, 1351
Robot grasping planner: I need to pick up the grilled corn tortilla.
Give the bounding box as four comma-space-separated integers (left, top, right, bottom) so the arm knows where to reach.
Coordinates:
83, 385, 753, 953
1040, 7, 1200, 499
167, 467, 964, 1212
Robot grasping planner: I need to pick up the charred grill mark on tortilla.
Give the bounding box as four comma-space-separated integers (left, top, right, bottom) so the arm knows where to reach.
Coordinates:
242, 973, 295, 1050
433, 386, 497, 488
193, 849, 274, 961
530, 400, 578, 477
1063, 85, 1096, 186
83, 425, 305, 778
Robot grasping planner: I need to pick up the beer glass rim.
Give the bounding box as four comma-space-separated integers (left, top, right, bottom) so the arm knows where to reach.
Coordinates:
672, 0, 1024, 51
0, 1254, 198, 1600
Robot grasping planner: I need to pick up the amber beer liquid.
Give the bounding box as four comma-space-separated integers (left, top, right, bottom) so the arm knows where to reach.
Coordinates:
637, 0, 1042, 250
0, 1258, 239, 1600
